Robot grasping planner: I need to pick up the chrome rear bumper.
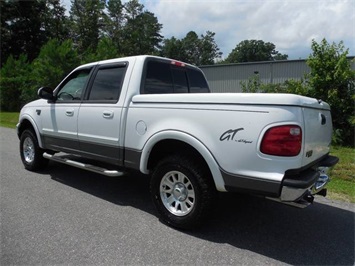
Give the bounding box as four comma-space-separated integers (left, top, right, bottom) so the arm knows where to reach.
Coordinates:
269, 155, 338, 208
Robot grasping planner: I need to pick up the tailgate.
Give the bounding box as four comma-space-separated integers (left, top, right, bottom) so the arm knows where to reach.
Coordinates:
302, 105, 332, 167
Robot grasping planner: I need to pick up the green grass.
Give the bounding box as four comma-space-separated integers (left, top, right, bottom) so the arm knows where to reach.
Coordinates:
328, 146, 355, 202
0, 112, 19, 128
1, 111, 354, 202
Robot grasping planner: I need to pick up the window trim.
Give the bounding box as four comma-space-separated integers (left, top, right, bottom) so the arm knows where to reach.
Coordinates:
82, 62, 128, 104
53, 66, 94, 104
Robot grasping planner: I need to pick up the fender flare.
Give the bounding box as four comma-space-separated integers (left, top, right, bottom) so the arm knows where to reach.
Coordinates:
140, 130, 226, 192
17, 114, 44, 148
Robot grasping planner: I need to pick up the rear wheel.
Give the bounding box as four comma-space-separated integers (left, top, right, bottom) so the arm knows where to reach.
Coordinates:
150, 155, 216, 229
20, 129, 48, 171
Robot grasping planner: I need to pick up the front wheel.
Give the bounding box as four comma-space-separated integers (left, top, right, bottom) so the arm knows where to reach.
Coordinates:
150, 155, 216, 229
20, 129, 48, 171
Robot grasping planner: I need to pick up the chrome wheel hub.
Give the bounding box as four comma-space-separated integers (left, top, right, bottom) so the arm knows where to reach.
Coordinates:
173, 183, 188, 201
160, 171, 195, 216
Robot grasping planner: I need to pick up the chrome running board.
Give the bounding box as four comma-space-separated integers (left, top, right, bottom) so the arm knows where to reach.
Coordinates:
43, 152, 124, 177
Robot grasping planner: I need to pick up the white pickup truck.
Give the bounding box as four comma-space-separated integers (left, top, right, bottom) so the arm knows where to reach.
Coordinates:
17, 55, 338, 229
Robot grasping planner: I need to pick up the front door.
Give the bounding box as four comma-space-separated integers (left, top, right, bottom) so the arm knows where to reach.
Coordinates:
41, 68, 92, 152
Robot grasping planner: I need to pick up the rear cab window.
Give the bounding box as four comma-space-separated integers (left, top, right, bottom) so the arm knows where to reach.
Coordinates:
141, 58, 210, 94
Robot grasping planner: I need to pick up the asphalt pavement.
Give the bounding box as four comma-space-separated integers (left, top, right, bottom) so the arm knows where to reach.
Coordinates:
1, 126, 354, 265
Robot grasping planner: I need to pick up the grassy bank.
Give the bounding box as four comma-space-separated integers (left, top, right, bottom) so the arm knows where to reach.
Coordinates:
328, 146, 355, 202
1, 111, 353, 202
0, 112, 19, 129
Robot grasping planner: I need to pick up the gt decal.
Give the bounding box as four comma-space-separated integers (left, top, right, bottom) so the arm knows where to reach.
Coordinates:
219, 128, 244, 141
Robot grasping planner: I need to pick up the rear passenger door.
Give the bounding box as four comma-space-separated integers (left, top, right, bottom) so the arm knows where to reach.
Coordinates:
77, 62, 127, 165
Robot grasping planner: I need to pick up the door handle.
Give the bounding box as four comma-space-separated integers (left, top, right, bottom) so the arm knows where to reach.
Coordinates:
103, 111, 114, 118
66, 109, 74, 116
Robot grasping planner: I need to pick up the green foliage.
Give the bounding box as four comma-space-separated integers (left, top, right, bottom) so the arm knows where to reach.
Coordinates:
328, 146, 355, 202
82, 37, 122, 63
70, 0, 106, 53
225, 40, 288, 63
240, 74, 262, 93
199, 31, 222, 65
240, 75, 305, 94
0, 0, 46, 63
42, 0, 70, 41
0, 0, 69, 65
32, 39, 79, 90
306, 39, 355, 146
161, 37, 186, 61
121, 0, 163, 55
160, 31, 222, 65
105, 0, 124, 53
0, 55, 32, 111
0, 39, 80, 112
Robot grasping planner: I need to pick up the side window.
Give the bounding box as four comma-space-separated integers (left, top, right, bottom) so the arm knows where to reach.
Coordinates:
172, 68, 188, 93
56, 69, 91, 102
143, 61, 173, 94
88, 66, 126, 102
187, 69, 210, 93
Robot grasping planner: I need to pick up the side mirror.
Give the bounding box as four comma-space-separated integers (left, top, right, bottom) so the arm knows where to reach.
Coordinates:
38, 87, 55, 101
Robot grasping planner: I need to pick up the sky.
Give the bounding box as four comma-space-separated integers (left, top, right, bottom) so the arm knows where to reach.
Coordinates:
62, 0, 355, 60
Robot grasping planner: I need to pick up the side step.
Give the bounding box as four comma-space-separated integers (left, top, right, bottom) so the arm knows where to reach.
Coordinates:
43, 152, 124, 177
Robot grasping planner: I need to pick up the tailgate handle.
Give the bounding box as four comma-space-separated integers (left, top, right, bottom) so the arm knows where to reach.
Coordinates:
320, 114, 326, 125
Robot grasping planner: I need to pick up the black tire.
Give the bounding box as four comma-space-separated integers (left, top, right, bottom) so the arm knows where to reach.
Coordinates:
150, 155, 216, 229
20, 129, 49, 171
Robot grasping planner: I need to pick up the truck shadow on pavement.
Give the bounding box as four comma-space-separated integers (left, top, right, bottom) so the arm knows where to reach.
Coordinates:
48, 162, 354, 266
197, 193, 354, 265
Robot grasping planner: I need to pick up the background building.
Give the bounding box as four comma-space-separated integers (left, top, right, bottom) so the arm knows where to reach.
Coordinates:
200, 58, 355, 93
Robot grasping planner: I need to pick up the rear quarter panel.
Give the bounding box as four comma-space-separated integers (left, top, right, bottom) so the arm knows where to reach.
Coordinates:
124, 100, 307, 184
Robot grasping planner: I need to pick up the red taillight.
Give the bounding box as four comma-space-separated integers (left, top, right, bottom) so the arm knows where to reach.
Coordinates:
171, 61, 185, 67
260, 125, 302, 156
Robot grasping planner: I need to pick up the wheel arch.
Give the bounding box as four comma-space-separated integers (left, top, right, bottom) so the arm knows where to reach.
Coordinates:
17, 115, 43, 148
140, 130, 226, 192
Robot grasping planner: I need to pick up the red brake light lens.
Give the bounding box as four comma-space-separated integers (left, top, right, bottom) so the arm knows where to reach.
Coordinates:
261, 125, 302, 156
171, 61, 185, 67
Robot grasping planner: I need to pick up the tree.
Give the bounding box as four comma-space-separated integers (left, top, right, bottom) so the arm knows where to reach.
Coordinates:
199, 31, 223, 65
105, 0, 124, 54
181, 31, 200, 64
42, 0, 70, 41
0, 0, 47, 63
82, 37, 122, 63
0, 1, 12, 66
69, 0, 106, 54
225, 40, 288, 63
32, 39, 79, 90
0, 0, 70, 66
160, 31, 222, 65
0, 54, 32, 111
160, 37, 185, 60
121, 0, 163, 55
306, 39, 355, 146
